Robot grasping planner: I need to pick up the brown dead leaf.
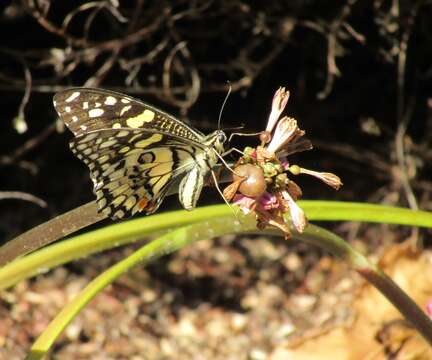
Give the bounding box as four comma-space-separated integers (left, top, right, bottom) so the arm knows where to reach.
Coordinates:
271, 243, 432, 359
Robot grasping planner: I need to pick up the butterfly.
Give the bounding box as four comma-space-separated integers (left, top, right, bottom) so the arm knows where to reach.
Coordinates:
53, 88, 227, 220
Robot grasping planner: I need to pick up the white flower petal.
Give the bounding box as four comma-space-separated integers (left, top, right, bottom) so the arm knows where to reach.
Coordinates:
266, 87, 290, 133
282, 190, 308, 233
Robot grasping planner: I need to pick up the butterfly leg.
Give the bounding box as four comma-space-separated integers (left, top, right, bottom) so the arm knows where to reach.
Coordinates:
221, 147, 244, 157
210, 169, 237, 214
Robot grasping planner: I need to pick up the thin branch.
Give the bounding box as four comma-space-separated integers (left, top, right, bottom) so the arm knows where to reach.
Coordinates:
0, 123, 56, 166
161, 40, 200, 109
0, 191, 47, 208
317, 0, 359, 99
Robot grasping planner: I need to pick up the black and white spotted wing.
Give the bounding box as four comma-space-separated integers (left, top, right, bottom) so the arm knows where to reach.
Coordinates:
54, 88, 226, 219
53, 87, 204, 140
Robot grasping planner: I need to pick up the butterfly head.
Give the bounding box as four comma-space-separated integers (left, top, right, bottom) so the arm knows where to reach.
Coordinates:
216, 130, 227, 145
205, 129, 227, 154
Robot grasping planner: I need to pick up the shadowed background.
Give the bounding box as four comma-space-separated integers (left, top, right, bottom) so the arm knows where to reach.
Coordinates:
2, 1, 431, 241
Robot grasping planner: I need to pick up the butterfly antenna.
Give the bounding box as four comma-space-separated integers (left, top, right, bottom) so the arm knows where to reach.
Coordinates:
218, 82, 232, 130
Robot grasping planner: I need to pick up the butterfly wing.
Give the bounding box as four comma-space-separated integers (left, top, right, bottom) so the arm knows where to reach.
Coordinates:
71, 128, 206, 219
54, 88, 210, 219
53, 87, 204, 140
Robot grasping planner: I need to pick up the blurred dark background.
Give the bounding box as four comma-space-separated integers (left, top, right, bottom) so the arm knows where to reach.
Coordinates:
1, 0, 432, 242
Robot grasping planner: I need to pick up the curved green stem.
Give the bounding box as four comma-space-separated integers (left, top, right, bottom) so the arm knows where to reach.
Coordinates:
2, 202, 432, 291
0, 205, 231, 290
2, 199, 431, 267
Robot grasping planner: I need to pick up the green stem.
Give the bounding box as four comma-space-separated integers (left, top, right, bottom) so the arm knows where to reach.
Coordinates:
3, 202, 432, 290
0, 205, 232, 290
0, 201, 104, 266
299, 200, 432, 227
3, 200, 431, 267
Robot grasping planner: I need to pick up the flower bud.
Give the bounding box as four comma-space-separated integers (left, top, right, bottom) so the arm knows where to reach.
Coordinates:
266, 87, 290, 133
299, 168, 343, 190
232, 164, 267, 198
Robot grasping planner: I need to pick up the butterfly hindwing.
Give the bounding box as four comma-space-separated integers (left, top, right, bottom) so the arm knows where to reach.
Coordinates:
71, 128, 205, 219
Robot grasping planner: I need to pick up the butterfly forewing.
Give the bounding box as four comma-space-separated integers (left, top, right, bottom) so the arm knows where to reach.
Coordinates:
53, 88, 204, 140
54, 87, 225, 220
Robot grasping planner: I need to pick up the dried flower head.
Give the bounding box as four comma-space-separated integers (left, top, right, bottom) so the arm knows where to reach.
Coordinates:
224, 87, 342, 237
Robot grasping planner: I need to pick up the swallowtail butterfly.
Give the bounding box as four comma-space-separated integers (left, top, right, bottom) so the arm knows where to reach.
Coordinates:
54, 88, 226, 220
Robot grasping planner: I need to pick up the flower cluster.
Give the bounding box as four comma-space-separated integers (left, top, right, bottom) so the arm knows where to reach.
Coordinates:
224, 87, 342, 237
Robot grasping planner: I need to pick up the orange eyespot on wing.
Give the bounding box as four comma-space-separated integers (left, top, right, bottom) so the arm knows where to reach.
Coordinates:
138, 197, 150, 211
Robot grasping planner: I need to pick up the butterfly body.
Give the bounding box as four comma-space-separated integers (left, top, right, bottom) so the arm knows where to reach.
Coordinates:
54, 88, 226, 219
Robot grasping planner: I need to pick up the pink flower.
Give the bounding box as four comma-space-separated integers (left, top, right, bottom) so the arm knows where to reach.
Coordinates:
224, 87, 342, 237
233, 194, 256, 214
266, 87, 290, 133
259, 192, 280, 210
